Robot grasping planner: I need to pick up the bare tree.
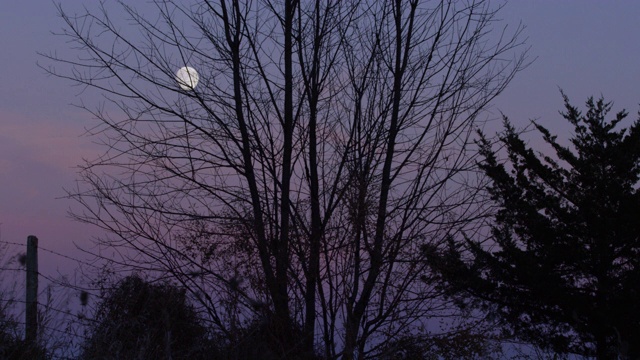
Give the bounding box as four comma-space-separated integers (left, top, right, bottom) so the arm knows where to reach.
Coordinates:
45, 0, 527, 358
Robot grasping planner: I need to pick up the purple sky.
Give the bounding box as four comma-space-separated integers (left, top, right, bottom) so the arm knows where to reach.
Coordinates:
2, 1, 640, 277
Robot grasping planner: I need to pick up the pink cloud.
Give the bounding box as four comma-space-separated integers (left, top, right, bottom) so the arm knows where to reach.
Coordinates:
0, 108, 105, 274
0, 109, 99, 172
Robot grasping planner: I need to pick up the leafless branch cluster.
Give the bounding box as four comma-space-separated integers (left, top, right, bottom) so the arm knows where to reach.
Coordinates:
44, 0, 527, 358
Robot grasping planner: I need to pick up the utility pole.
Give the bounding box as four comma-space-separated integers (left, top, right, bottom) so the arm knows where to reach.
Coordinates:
26, 235, 38, 345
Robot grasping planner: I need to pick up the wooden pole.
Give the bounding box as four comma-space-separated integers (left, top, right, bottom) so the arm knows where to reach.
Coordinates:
26, 235, 38, 344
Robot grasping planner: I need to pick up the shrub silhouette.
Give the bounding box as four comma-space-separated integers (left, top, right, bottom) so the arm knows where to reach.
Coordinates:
80, 275, 216, 359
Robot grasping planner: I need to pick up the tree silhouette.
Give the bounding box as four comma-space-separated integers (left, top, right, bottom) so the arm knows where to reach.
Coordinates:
80, 275, 215, 359
426, 94, 640, 359
44, 0, 527, 357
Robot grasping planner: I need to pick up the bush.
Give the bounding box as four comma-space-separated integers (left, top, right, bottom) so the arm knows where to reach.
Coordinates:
80, 275, 218, 359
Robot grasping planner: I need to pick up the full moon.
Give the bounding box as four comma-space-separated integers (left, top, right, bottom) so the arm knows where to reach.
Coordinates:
176, 66, 199, 90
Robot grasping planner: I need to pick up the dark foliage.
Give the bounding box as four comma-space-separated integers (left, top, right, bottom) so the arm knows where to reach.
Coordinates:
0, 337, 50, 360
80, 275, 218, 359
221, 316, 322, 360
376, 330, 502, 360
425, 94, 640, 359
0, 306, 49, 359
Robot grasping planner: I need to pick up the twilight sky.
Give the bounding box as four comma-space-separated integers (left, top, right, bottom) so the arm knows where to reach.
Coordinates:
1, 1, 640, 277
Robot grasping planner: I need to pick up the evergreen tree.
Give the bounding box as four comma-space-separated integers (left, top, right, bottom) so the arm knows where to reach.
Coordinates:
425, 94, 640, 359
